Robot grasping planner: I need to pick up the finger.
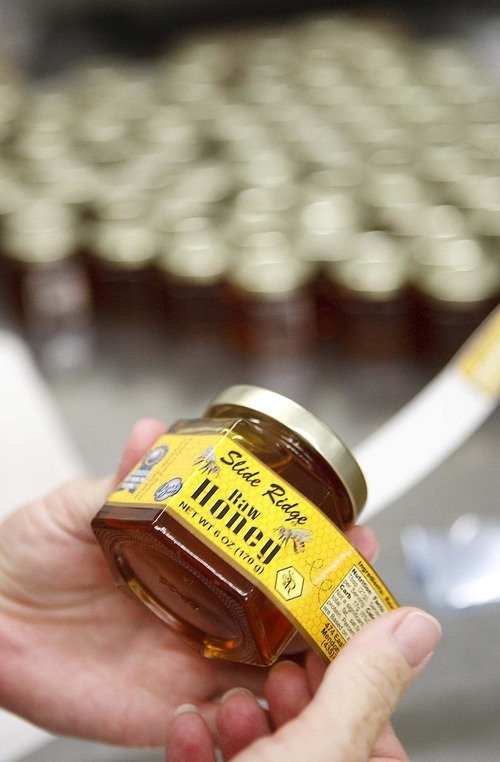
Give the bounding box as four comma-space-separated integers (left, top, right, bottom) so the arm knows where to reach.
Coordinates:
344, 524, 379, 563
264, 660, 312, 728
40, 417, 164, 542
115, 418, 166, 484
295, 608, 441, 762
39, 475, 115, 538
167, 705, 217, 762
234, 607, 441, 762
216, 688, 270, 759
370, 722, 408, 761
304, 649, 327, 695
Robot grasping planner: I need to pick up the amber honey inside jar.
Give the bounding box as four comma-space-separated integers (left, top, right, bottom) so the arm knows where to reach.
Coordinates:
92, 385, 367, 666
222, 234, 316, 357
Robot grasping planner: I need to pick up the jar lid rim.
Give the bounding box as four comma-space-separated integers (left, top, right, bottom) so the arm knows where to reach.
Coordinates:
206, 384, 367, 520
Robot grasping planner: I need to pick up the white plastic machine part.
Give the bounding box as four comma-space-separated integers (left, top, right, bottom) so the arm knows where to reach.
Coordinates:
0, 330, 87, 517
0, 330, 87, 762
355, 306, 500, 523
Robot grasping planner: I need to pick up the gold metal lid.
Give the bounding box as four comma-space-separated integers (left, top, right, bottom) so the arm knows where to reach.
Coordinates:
2, 199, 77, 265
410, 237, 485, 272
235, 148, 295, 191
0, 78, 25, 132
234, 184, 298, 217
94, 185, 149, 223
326, 230, 407, 300
140, 104, 200, 163
303, 161, 364, 200
0, 174, 29, 218
415, 259, 500, 306
227, 234, 313, 298
206, 384, 367, 520
14, 128, 71, 163
168, 161, 233, 206
417, 144, 472, 187
295, 197, 359, 265
332, 257, 407, 300
74, 109, 133, 165
90, 221, 157, 270
156, 217, 227, 283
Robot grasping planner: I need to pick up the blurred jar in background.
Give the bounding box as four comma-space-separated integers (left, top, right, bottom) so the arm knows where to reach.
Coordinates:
73, 106, 135, 171
155, 216, 228, 340
410, 204, 468, 246
222, 184, 297, 250
302, 159, 365, 206
295, 195, 360, 266
164, 160, 235, 222
467, 176, 500, 261
154, 32, 236, 105
222, 231, 315, 357
1, 199, 94, 375
363, 170, 433, 237
138, 103, 202, 168
409, 238, 500, 364
294, 195, 360, 340
416, 144, 476, 204
85, 218, 160, 326
322, 230, 411, 359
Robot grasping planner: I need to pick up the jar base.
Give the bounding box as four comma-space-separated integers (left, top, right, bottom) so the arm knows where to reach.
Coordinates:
92, 512, 295, 666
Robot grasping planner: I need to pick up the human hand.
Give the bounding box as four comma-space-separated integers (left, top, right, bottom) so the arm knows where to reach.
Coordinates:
0, 418, 379, 748
167, 606, 441, 762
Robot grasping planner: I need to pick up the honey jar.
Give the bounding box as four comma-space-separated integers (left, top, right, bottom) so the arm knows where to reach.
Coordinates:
85, 219, 159, 325
320, 231, 411, 357
1, 198, 94, 374
222, 233, 315, 357
155, 216, 228, 339
410, 255, 500, 363
92, 385, 397, 666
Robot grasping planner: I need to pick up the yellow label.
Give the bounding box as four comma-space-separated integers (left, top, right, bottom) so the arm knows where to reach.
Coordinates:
457, 306, 500, 399
108, 429, 398, 663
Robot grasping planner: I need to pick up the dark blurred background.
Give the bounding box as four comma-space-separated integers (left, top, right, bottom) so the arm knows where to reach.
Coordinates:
0, 1, 497, 76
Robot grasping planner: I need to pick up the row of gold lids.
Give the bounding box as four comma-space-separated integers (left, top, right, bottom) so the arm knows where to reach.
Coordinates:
0, 10, 498, 363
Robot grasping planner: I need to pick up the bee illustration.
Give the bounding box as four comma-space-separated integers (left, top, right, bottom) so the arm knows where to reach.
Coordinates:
282, 568, 297, 594
194, 445, 220, 476
276, 526, 313, 553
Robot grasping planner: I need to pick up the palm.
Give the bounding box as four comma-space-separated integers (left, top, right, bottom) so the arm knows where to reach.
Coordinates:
0, 444, 265, 747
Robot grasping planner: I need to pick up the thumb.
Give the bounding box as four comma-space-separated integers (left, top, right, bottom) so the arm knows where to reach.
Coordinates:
302, 607, 441, 761
247, 607, 441, 762
115, 418, 166, 484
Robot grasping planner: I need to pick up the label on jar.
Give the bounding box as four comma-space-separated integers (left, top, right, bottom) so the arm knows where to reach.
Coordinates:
107, 429, 398, 663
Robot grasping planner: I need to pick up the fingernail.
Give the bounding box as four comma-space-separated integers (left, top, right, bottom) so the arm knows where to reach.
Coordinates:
220, 687, 255, 703
392, 611, 442, 669
173, 703, 200, 717
270, 659, 300, 672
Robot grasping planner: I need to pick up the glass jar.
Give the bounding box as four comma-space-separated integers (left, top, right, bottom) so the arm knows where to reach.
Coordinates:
92, 386, 397, 667
322, 231, 410, 357
1, 199, 94, 375
155, 217, 228, 338
410, 254, 500, 363
222, 233, 315, 356
85, 219, 160, 324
